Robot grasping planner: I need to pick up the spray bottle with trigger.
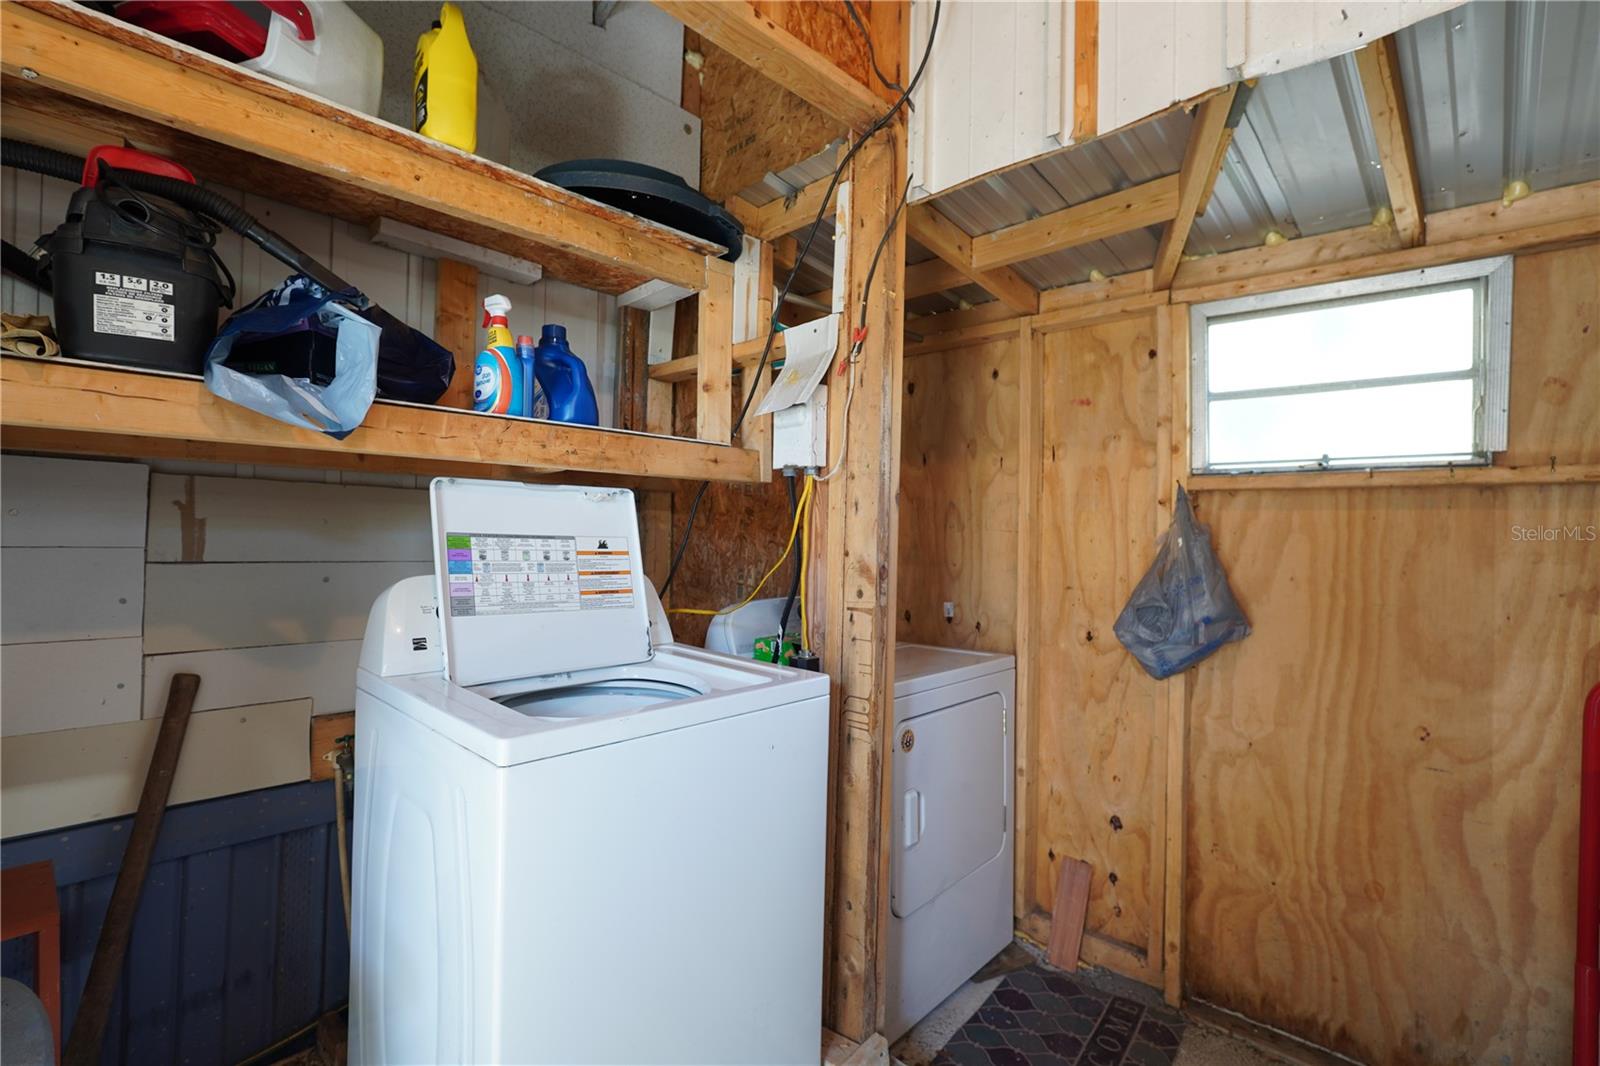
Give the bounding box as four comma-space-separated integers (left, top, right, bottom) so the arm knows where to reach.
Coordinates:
472, 294, 522, 415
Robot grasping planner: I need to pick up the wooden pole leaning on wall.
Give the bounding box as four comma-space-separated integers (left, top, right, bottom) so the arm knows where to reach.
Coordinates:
64, 673, 200, 1066
813, 128, 909, 1041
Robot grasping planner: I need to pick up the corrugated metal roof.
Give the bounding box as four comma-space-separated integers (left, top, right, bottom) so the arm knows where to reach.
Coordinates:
1396, 0, 1600, 212
737, 143, 843, 208
928, 107, 1192, 289
741, 0, 1595, 304
1190, 54, 1389, 254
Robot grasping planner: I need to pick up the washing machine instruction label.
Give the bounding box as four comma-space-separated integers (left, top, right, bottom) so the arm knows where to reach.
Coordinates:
444, 532, 633, 617
91, 272, 175, 342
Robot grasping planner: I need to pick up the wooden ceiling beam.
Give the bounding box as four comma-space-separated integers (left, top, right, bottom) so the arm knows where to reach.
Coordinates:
905, 258, 970, 299
1170, 179, 1600, 304
654, 1, 883, 130
730, 173, 841, 240
907, 204, 1040, 314
1152, 85, 1240, 289
970, 174, 1182, 271
1354, 36, 1426, 247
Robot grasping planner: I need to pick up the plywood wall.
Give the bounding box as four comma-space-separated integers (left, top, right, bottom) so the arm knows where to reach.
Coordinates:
1017, 313, 1168, 980
1183, 243, 1600, 1066
895, 243, 1599, 1065
1185, 482, 1598, 1065
896, 336, 1020, 652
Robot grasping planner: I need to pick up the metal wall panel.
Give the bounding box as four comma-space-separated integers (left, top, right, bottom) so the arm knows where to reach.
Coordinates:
1397, 0, 1600, 212
1, 781, 348, 1066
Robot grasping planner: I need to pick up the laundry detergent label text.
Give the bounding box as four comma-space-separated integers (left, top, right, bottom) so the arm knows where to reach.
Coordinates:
445, 532, 634, 617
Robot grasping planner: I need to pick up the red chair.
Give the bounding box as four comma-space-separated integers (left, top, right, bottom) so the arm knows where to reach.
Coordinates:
1578, 683, 1600, 1066
1, 860, 60, 1062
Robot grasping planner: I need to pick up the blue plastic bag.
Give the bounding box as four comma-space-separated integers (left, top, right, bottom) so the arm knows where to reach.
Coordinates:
205, 276, 378, 439
1114, 486, 1250, 679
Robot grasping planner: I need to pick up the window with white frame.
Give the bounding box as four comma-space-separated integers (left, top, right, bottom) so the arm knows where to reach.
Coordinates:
1189, 257, 1513, 474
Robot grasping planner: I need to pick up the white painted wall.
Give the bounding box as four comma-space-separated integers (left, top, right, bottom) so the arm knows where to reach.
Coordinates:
908, 0, 1466, 199
0, 454, 434, 836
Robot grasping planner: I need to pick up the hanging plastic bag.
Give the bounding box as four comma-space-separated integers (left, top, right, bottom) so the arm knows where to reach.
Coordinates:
1114, 486, 1250, 679
205, 275, 379, 439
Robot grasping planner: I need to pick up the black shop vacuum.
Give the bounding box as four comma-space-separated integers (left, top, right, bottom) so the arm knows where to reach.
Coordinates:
1, 139, 455, 403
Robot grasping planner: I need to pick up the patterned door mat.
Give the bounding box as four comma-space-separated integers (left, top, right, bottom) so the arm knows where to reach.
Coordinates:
931, 964, 1185, 1066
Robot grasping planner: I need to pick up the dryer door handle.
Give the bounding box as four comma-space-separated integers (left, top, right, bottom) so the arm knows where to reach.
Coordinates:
902, 788, 925, 849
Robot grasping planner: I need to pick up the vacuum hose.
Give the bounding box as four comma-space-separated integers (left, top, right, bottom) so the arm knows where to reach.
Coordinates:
1, 138, 363, 305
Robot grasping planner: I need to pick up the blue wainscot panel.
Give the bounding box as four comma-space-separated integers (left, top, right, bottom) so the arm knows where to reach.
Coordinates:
1, 780, 349, 1066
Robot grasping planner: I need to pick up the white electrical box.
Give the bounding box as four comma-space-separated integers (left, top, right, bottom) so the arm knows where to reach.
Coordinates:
773, 386, 828, 470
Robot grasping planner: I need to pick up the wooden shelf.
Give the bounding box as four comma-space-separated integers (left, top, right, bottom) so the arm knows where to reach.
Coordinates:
0, 1, 720, 296
0, 357, 765, 485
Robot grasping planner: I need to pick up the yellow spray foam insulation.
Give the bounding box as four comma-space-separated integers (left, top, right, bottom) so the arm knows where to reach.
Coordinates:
1371, 205, 1394, 228
1502, 179, 1532, 207
957, 298, 974, 311
683, 49, 704, 72
1263, 229, 1287, 246
1087, 269, 1107, 283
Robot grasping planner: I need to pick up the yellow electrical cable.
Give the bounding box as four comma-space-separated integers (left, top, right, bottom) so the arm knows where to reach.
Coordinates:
669, 476, 813, 618
798, 475, 815, 651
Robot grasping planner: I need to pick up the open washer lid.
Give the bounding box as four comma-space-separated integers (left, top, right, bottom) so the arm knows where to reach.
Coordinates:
430, 479, 653, 686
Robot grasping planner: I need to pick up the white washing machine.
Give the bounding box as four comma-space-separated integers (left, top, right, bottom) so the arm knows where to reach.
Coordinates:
351, 479, 830, 1065
885, 644, 1016, 1041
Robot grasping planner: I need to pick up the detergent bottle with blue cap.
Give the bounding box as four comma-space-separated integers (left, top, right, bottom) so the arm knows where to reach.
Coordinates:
528, 324, 599, 425
472, 294, 522, 415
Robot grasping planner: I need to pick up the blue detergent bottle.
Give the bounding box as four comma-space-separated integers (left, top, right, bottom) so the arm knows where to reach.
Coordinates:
531, 324, 599, 425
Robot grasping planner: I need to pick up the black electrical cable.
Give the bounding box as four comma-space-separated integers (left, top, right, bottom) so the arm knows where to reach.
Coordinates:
660, 0, 943, 597
843, 0, 905, 96
775, 470, 802, 660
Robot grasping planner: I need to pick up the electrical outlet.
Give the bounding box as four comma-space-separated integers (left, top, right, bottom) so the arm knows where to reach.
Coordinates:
772, 385, 828, 470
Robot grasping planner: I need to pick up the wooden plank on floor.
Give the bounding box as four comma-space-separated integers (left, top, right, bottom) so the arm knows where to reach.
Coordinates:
1048, 857, 1093, 972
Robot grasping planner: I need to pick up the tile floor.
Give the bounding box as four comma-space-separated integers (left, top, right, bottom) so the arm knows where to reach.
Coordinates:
930, 964, 1184, 1066
896, 947, 1289, 1066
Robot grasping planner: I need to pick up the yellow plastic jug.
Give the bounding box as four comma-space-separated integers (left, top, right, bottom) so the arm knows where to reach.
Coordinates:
413, 2, 477, 152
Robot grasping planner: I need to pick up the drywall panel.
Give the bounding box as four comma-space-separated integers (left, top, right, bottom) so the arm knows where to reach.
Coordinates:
0, 637, 143, 736
0, 698, 312, 837
1185, 482, 1598, 1066
142, 641, 361, 718
0, 455, 148, 547
1, 548, 145, 644
897, 337, 1020, 652
146, 474, 430, 563
143, 561, 430, 654
1024, 314, 1164, 975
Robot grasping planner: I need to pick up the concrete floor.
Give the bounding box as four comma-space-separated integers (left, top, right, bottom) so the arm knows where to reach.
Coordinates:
891, 943, 1290, 1066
